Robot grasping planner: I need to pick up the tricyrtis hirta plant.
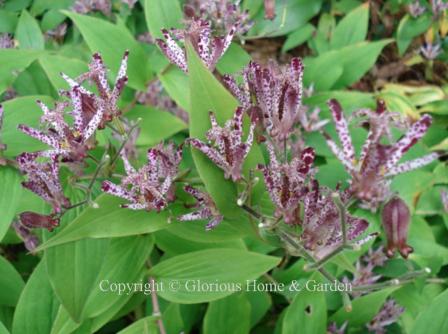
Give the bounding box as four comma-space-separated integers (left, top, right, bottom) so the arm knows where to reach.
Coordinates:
3, 1, 448, 333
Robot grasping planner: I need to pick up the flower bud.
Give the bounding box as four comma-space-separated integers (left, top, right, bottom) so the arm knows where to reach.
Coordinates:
19, 212, 60, 232
381, 197, 413, 259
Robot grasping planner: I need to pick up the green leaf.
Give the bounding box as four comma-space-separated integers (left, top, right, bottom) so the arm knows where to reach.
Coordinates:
331, 287, 398, 327
203, 293, 251, 334
282, 24, 315, 53
282, 274, 327, 334
2, 95, 54, 157
246, 291, 272, 328
0, 322, 8, 334
46, 235, 152, 322
149, 249, 281, 303
330, 3, 369, 50
187, 42, 264, 228
38, 54, 88, 91
15, 10, 44, 50
12, 260, 60, 334
410, 288, 448, 334
158, 66, 190, 111
216, 43, 251, 74
0, 49, 42, 95
117, 316, 157, 334
249, 0, 322, 37
144, 0, 183, 39
63, 11, 151, 90
126, 105, 187, 147
0, 10, 19, 33
35, 194, 172, 251
0, 167, 22, 241
0, 256, 24, 307
396, 14, 432, 55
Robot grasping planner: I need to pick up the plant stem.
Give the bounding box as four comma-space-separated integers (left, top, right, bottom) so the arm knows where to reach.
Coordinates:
149, 277, 167, 334
109, 119, 141, 166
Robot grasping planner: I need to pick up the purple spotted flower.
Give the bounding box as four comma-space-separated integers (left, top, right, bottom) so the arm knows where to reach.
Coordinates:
327, 322, 347, 334
18, 95, 102, 163
17, 152, 70, 213
366, 299, 404, 334
156, 18, 236, 73
61, 51, 129, 129
0, 33, 14, 49
18, 212, 60, 232
178, 185, 223, 230
324, 99, 439, 209
72, 0, 112, 16
382, 197, 413, 259
12, 221, 40, 252
431, 0, 448, 17
258, 142, 315, 224
223, 58, 320, 142
102, 143, 183, 211
441, 190, 448, 212
184, 0, 253, 36
300, 180, 368, 258
420, 42, 442, 60
408, 1, 426, 18
188, 107, 255, 182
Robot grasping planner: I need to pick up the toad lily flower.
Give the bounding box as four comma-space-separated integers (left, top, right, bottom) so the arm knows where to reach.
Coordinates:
18, 212, 60, 232
102, 143, 183, 211
381, 197, 413, 259
178, 185, 223, 230
258, 142, 315, 224
188, 107, 255, 182
18, 92, 103, 163
17, 152, 70, 213
223, 58, 311, 141
301, 180, 369, 258
61, 51, 129, 128
324, 99, 439, 209
366, 299, 405, 334
156, 18, 236, 73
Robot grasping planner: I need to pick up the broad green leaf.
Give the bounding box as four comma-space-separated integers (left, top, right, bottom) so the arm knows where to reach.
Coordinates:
396, 14, 432, 55
0, 10, 19, 33
203, 293, 251, 334
377, 91, 420, 119
126, 105, 187, 147
0, 256, 24, 307
0, 49, 42, 95
330, 3, 369, 50
36, 194, 172, 250
187, 42, 264, 228
0, 167, 22, 241
38, 54, 88, 91
246, 291, 272, 328
46, 235, 152, 322
410, 288, 448, 334
305, 40, 391, 91
216, 43, 251, 74
331, 287, 398, 327
0, 322, 7, 334
63, 11, 151, 90
117, 316, 157, 334
12, 260, 60, 334
144, 0, 183, 39
30, 0, 73, 16
159, 66, 190, 111
3, 0, 32, 11
149, 249, 281, 303
282, 276, 327, 334
282, 23, 315, 53
15, 10, 44, 50
1, 95, 53, 157
249, 0, 322, 37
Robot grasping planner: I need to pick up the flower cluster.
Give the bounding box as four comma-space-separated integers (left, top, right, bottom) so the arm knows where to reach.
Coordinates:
72, 0, 112, 16
0, 33, 14, 49
223, 58, 327, 145
324, 99, 439, 210
188, 107, 255, 182
184, 0, 253, 36
366, 299, 405, 334
156, 18, 236, 73
178, 185, 223, 230
408, 1, 426, 18
102, 143, 183, 211
300, 181, 369, 258
258, 142, 314, 224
